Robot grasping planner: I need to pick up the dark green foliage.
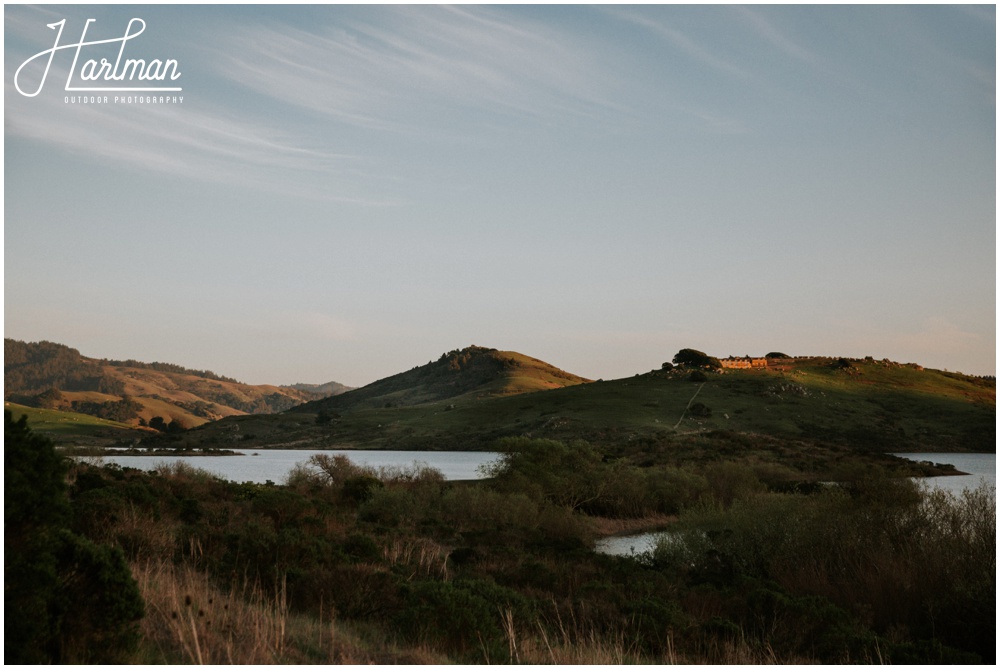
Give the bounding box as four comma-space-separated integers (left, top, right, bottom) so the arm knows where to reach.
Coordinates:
106, 356, 239, 383
485, 437, 710, 518
50, 530, 145, 662
673, 348, 722, 369
689, 402, 711, 418
832, 357, 853, 370
655, 478, 995, 663
71, 395, 143, 422
5, 411, 70, 533
485, 437, 609, 511
688, 370, 708, 382
37, 438, 995, 665
396, 578, 529, 660
5, 412, 144, 663
4, 339, 107, 395
342, 475, 384, 503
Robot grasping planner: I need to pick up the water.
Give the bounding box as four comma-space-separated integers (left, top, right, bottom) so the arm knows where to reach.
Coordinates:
594, 532, 666, 558
892, 452, 996, 495
95, 448, 502, 483
595, 452, 996, 558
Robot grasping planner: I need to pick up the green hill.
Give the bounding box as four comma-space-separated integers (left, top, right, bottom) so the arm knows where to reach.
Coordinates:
178, 353, 994, 468
4, 402, 144, 444
293, 345, 589, 414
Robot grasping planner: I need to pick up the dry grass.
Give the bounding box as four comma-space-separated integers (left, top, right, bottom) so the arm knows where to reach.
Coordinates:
131, 560, 447, 664
382, 536, 450, 580
588, 513, 677, 538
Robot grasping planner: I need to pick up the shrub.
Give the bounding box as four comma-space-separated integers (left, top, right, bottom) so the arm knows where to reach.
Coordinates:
342, 475, 384, 504
673, 348, 722, 369
5, 412, 144, 663
689, 402, 711, 418
395, 578, 527, 660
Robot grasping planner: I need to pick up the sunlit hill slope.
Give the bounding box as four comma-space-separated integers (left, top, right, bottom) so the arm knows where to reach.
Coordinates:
4, 339, 351, 430
182, 348, 994, 456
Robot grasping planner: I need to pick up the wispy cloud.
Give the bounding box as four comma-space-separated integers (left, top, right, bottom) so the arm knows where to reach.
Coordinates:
4, 86, 389, 203
731, 6, 817, 66
5, 5, 633, 200
602, 7, 753, 83
208, 6, 631, 136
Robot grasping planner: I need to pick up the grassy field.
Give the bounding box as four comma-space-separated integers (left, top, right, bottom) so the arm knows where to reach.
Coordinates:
4, 402, 137, 436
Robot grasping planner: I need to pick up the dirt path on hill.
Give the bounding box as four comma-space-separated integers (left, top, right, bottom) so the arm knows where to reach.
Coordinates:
672, 382, 706, 431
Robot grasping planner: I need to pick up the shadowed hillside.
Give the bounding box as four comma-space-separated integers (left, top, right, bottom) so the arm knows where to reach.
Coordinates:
176, 352, 993, 461
293, 345, 590, 413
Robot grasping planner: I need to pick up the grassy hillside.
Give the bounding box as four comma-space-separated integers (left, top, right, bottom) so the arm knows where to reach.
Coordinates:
4, 401, 145, 444
177, 355, 993, 475
4, 339, 348, 430
294, 345, 589, 413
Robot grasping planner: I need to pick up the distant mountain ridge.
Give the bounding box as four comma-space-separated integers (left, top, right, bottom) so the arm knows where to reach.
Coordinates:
293, 345, 590, 414
285, 381, 354, 397
4, 339, 348, 429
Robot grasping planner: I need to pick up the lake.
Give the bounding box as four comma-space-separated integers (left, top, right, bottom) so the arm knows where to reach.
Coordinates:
94, 448, 502, 483
892, 452, 996, 495
595, 452, 996, 558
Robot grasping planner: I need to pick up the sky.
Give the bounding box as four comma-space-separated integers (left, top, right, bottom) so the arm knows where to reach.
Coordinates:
4, 4, 996, 387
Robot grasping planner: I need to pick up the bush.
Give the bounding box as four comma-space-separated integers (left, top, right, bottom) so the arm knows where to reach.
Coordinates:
395, 578, 528, 660
689, 402, 711, 418
51, 531, 145, 662
5, 412, 144, 663
656, 481, 996, 662
673, 348, 722, 369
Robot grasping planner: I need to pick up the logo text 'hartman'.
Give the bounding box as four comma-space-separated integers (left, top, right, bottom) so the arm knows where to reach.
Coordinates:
15, 18, 182, 97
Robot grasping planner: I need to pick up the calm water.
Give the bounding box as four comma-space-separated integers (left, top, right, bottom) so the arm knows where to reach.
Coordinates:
892, 452, 996, 495
596, 452, 996, 558
95, 449, 502, 483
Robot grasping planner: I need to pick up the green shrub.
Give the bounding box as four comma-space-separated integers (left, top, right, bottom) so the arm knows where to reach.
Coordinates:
343, 475, 384, 503
5, 412, 144, 663
395, 578, 525, 660
51, 531, 145, 662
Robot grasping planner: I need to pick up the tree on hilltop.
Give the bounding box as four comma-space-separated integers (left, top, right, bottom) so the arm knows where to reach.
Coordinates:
672, 348, 721, 369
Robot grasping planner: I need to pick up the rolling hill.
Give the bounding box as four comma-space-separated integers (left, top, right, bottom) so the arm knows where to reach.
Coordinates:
4, 339, 351, 430
292, 345, 590, 414
4, 401, 144, 440
179, 350, 994, 464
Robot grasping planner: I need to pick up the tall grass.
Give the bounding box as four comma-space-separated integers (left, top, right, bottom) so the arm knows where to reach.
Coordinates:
131, 560, 446, 664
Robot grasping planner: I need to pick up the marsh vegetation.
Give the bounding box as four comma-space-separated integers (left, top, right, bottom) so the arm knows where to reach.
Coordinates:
6, 413, 994, 664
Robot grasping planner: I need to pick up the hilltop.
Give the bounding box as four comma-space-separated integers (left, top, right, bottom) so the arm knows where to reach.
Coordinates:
176, 350, 993, 467
292, 345, 589, 414
4, 339, 351, 431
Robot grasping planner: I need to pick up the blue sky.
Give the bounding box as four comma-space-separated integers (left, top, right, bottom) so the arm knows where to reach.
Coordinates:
5, 4, 995, 386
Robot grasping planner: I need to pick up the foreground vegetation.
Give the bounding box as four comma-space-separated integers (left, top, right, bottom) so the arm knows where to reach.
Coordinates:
7, 412, 994, 664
